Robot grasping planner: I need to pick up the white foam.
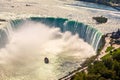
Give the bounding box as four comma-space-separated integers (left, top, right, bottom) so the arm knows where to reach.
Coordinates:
0, 21, 95, 80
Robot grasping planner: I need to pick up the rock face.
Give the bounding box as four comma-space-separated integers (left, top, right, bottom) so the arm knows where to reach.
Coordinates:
44, 57, 49, 64
93, 16, 108, 24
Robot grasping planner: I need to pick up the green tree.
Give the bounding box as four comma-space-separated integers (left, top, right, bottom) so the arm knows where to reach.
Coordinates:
103, 58, 113, 69
86, 74, 100, 80
112, 49, 120, 61
88, 61, 107, 74
98, 77, 107, 80
112, 60, 120, 76
100, 69, 115, 79
70, 48, 120, 80
71, 72, 86, 80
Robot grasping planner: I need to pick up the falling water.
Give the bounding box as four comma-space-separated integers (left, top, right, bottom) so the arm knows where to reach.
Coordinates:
29, 17, 103, 51
0, 17, 102, 80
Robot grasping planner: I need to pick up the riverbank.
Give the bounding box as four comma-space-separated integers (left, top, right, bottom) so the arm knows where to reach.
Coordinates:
112, 6, 120, 11
0, 0, 120, 79
62, 33, 120, 80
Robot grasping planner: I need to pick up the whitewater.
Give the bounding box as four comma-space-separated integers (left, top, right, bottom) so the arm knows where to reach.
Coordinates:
0, 21, 95, 80
0, 0, 119, 80
0, 0, 120, 34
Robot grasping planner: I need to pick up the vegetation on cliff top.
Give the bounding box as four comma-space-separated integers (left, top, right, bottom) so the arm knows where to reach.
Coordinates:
71, 48, 120, 80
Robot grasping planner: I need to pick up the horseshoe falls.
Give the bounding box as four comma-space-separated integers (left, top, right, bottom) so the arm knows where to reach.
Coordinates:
0, 17, 103, 80
29, 17, 103, 51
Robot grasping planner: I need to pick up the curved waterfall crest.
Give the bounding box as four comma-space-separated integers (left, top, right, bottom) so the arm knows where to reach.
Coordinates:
0, 17, 103, 51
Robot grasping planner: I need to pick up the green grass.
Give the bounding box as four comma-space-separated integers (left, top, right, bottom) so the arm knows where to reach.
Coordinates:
102, 53, 112, 59
102, 48, 120, 59
105, 46, 114, 52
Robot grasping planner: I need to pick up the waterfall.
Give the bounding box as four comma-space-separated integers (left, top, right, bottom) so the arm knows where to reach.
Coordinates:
29, 17, 103, 51
0, 17, 102, 51
0, 17, 103, 80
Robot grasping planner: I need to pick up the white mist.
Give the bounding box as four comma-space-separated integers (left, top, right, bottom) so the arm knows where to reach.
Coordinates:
0, 21, 95, 80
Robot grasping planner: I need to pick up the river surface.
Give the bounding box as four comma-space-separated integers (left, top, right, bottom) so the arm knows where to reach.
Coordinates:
72, 1, 118, 11
0, 0, 120, 80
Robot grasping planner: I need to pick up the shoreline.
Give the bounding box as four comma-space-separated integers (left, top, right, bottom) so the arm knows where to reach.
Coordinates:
112, 6, 120, 11
59, 32, 120, 80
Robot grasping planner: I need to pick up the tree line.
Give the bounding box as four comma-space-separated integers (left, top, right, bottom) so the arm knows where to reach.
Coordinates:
71, 48, 120, 80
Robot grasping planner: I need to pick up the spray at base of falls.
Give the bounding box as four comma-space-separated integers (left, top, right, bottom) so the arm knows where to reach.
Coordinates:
29, 17, 103, 51
0, 21, 96, 80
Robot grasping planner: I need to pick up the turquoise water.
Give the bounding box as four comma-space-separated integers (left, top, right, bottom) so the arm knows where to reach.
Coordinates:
31, 17, 103, 51
0, 17, 103, 80
8, 17, 103, 51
